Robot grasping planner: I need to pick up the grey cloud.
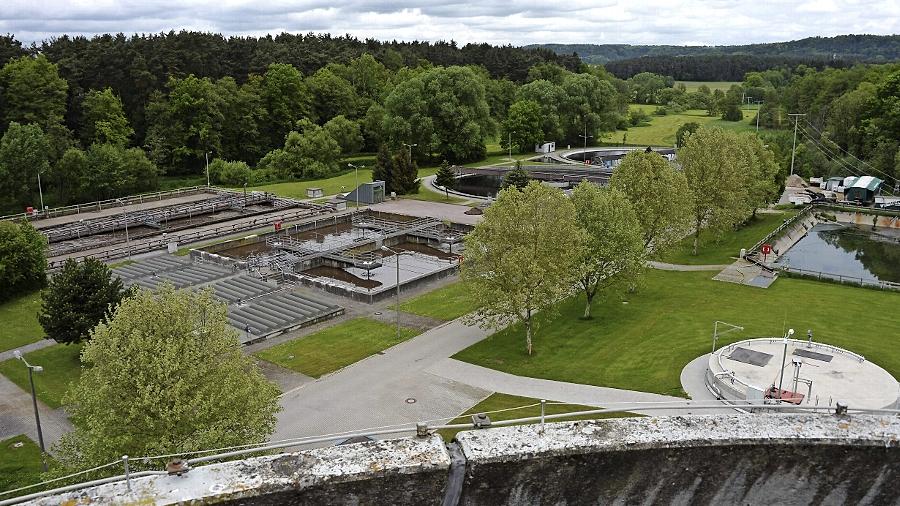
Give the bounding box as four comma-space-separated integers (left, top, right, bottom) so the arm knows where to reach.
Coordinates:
1, 0, 898, 46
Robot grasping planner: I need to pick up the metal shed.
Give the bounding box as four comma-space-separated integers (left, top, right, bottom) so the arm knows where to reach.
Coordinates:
342, 181, 386, 205
844, 176, 882, 204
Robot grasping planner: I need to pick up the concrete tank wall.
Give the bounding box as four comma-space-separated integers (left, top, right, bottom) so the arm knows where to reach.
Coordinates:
28, 414, 900, 505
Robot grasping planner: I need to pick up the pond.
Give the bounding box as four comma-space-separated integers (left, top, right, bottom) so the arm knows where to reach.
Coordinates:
774, 223, 900, 283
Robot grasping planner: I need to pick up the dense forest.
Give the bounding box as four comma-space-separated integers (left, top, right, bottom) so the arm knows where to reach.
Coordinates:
0, 32, 620, 213
533, 35, 900, 64
604, 55, 850, 81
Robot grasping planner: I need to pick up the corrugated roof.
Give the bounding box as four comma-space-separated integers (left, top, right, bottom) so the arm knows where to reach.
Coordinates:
848, 176, 882, 191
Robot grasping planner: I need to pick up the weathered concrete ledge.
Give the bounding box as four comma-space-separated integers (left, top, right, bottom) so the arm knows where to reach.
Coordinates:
26, 414, 900, 505
30, 435, 450, 505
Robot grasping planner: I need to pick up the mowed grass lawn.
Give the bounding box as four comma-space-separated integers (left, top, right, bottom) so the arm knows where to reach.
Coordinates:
0, 291, 44, 352
0, 343, 83, 408
438, 393, 635, 441
676, 81, 741, 93
610, 106, 759, 147
664, 211, 798, 265
400, 280, 478, 321
454, 270, 900, 397
0, 435, 48, 493
255, 318, 420, 378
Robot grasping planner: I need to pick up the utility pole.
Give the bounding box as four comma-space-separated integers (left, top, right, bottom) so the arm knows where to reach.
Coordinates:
755, 101, 763, 133
37, 170, 45, 216
788, 114, 806, 177
579, 122, 593, 165
205, 151, 210, 187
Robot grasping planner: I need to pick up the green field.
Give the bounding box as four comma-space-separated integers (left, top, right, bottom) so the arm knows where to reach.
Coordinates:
401, 185, 469, 204
438, 393, 634, 441
400, 280, 477, 321
254, 318, 420, 378
676, 81, 741, 93
454, 270, 900, 397
609, 106, 760, 147
0, 292, 44, 353
0, 343, 83, 408
663, 211, 797, 265
0, 435, 47, 493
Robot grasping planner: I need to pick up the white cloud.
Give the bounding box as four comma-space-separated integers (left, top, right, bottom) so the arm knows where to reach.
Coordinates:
0, 0, 898, 46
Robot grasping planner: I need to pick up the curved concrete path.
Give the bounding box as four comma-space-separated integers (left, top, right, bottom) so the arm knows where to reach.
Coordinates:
649, 261, 731, 272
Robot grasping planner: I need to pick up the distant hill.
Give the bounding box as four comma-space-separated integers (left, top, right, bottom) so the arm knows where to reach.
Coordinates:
528, 35, 900, 65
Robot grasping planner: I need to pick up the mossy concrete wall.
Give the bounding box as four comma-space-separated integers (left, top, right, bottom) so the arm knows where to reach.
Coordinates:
29, 414, 899, 505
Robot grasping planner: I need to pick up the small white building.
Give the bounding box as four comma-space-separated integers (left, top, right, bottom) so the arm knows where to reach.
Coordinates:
306, 187, 324, 198
535, 142, 556, 154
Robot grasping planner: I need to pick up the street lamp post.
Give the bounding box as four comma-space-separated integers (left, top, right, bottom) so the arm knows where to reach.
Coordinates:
348, 163, 364, 209
117, 199, 131, 259
381, 245, 404, 341
37, 170, 45, 216
402, 143, 417, 161
13, 351, 47, 471
778, 328, 795, 399
755, 101, 763, 133
507, 131, 515, 162
579, 123, 593, 165
205, 152, 211, 187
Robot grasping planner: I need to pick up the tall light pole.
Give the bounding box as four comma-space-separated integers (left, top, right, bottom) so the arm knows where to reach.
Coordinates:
402, 143, 417, 161
778, 328, 795, 399
788, 113, 806, 176
205, 151, 211, 187
579, 122, 593, 165
37, 170, 45, 216
507, 131, 515, 162
348, 163, 364, 209
13, 350, 47, 471
117, 199, 130, 259
381, 245, 404, 341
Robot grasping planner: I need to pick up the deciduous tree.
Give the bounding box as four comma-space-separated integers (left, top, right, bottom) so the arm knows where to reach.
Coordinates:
571, 182, 645, 319
57, 285, 281, 470
609, 151, 691, 255
462, 181, 580, 355
0, 221, 47, 302
80, 88, 133, 147
0, 122, 49, 211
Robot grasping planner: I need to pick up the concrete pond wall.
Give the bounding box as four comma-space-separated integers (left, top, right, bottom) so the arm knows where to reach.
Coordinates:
30, 414, 899, 505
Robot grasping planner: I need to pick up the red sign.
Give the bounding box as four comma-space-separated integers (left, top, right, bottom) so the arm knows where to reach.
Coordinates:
761, 243, 772, 255
274, 221, 282, 231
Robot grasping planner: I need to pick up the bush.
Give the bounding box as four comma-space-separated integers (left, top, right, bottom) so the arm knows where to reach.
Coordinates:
628, 109, 651, 126
653, 106, 669, 116
209, 159, 252, 186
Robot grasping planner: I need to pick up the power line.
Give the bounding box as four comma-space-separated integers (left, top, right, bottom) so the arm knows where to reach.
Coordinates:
800, 120, 897, 184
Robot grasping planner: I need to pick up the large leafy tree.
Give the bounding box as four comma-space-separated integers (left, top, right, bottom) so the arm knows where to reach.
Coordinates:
39, 258, 128, 345
323, 115, 363, 155
261, 63, 312, 150
571, 182, 645, 319
501, 100, 543, 154
0, 122, 50, 211
80, 88, 133, 147
462, 181, 580, 355
609, 151, 691, 256
57, 285, 281, 470
306, 67, 359, 123
258, 121, 341, 179
0, 221, 47, 302
679, 128, 754, 255
383, 66, 493, 163
0, 55, 68, 129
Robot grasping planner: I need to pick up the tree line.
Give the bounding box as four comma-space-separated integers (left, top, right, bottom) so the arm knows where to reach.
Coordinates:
0, 41, 633, 212
606, 54, 850, 82
533, 34, 900, 65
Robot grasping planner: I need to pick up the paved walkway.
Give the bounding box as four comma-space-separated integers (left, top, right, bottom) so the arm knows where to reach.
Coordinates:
648, 261, 730, 272
680, 354, 721, 403
369, 199, 483, 226
0, 339, 55, 362
0, 373, 72, 451
31, 192, 214, 230
274, 319, 493, 441
426, 359, 724, 416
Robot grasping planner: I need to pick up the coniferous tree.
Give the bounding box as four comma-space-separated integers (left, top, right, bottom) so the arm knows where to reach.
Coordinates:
435, 160, 457, 199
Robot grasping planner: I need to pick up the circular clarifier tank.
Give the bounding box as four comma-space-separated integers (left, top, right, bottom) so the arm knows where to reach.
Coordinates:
706, 337, 899, 410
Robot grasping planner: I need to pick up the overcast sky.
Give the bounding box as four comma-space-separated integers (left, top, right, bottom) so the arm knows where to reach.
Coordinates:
2, 0, 899, 46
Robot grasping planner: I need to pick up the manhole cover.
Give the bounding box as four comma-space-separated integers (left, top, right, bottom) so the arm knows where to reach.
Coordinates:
405, 398, 416, 404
